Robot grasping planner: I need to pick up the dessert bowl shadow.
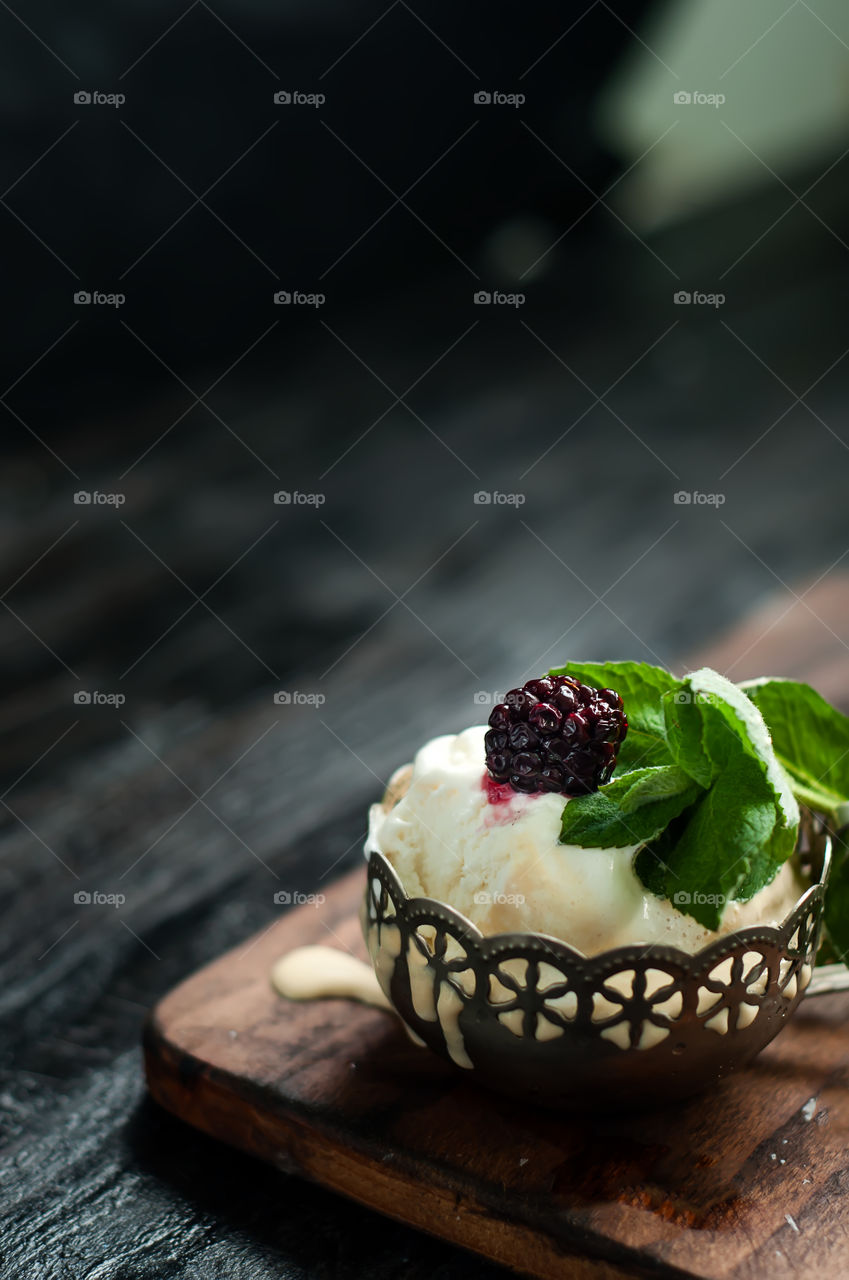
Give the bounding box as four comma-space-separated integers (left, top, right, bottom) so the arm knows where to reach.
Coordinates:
361, 833, 832, 1109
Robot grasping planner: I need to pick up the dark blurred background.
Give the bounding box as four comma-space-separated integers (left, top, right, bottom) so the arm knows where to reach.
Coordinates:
3, 3, 639, 419
3, 2, 849, 1276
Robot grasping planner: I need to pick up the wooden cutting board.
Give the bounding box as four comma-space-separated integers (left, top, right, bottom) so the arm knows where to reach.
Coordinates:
144, 579, 849, 1280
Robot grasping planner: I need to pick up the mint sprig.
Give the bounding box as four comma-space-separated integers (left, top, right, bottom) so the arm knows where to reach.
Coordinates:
550, 660, 849, 944
558, 764, 702, 849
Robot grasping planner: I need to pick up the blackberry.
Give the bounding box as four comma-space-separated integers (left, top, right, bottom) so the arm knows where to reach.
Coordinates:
485, 675, 627, 797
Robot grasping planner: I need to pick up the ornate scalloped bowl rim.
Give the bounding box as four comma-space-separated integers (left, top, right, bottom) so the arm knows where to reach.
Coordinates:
365, 839, 831, 976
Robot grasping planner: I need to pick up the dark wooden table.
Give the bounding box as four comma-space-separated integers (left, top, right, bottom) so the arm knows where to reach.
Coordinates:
3, 58, 849, 1279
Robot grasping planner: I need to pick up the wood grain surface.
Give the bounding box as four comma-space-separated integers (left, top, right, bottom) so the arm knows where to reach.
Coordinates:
4, 153, 849, 1280
144, 868, 849, 1280
144, 585, 849, 1280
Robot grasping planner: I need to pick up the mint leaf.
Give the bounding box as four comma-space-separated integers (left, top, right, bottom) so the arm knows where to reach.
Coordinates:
549, 660, 681, 738
741, 678, 849, 820
559, 765, 702, 850
662, 692, 713, 787
615, 727, 674, 772
667, 669, 799, 835
550, 660, 680, 772
635, 669, 799, 926
636, 754, 782, 928
634, 820, 683, 898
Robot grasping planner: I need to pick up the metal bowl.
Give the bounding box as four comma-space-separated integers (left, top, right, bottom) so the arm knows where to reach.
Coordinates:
361, 818, 837, 1107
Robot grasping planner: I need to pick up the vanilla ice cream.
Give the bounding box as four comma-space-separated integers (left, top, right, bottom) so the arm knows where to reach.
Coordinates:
366, 726, 805, 956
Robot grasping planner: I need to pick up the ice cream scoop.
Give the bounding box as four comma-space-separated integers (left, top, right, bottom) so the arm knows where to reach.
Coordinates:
367, 727, 806, 955
362, 732, 842, 1106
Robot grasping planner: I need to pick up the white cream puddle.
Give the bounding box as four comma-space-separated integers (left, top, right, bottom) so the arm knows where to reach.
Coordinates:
271, 945, 391, 1010
274, 932, 474, 1067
